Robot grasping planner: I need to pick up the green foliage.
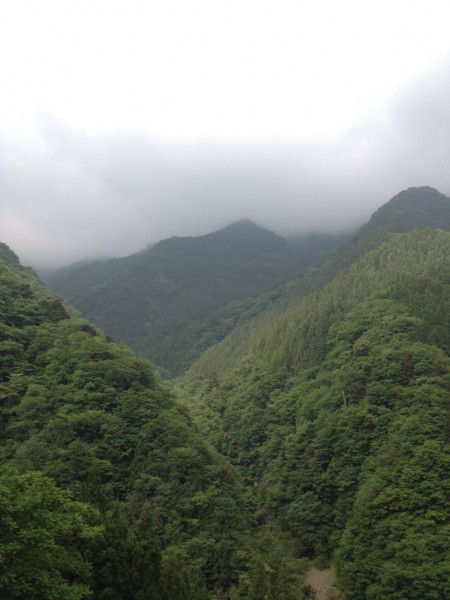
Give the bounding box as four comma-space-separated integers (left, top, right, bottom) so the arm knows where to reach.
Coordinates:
0, 467, 101, 600
182, 228, 450, 599
4, 188, 450, 599
46, 220, 307, 375
91, 504, 164, 599
187, 186, 450, 379
0, 255, 257, 598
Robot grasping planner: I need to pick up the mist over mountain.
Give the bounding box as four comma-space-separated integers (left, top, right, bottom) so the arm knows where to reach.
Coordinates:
186, 186, 450, 378
3, 183, 450, 598
5, 49, 450, 271
47, 186, 450, 378
47, 220, 337, 375
3, 2, 450, 596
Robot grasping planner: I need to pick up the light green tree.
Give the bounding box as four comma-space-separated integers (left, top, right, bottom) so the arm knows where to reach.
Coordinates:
0, 468, 102, 600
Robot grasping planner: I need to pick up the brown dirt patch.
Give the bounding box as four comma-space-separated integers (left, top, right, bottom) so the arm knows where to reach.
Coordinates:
304, 566, 344, 600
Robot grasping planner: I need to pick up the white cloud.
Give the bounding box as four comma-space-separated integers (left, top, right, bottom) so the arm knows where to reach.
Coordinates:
1, 2, 450, 268
1, 0, 450, 138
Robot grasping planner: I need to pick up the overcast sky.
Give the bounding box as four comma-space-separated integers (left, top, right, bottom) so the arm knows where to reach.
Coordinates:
1, 0, 450, 269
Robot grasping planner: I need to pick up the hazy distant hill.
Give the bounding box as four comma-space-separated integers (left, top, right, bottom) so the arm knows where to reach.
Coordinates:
188, 186, 450, 379
362, 185, 450, 232
286, 231, 350, 265
286, 186, 450, 298
46, 220, 325, 375
41, 245, 153, 298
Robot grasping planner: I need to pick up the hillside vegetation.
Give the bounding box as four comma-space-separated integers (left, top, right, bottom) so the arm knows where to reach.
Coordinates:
0, 245, 281, 599
181, 228, 450, 598
187, 186, 450, 379
4, 187, 450, 599
46, 221, 345, 376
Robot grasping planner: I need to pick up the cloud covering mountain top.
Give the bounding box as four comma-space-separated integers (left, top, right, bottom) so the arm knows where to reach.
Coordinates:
1, 1, 450, 268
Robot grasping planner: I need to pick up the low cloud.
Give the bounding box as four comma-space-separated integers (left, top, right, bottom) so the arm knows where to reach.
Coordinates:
1, 57, 450, 269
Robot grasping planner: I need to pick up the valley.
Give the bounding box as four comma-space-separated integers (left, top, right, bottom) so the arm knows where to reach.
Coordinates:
2, 187, 450, 598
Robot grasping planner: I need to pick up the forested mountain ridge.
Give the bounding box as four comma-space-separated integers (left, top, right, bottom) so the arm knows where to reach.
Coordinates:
360, 185, 450, 235
46, 220, 311, 376
187, 186, 450, 379
0, 248, 280, 599
4, 186, 450, 599
319, 186, 450, 281
181, 228, 450, 598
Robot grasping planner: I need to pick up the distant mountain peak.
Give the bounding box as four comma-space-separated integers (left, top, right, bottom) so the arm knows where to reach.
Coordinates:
363, 186, 450, 234
223, 218, 261, 230
203, 219, 271, 240
46, 217, 302, 375
376, 185, 448, 208
388, 185, 447, 203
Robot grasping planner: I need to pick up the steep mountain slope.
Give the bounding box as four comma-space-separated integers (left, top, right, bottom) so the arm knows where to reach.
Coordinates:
187, 186, 450, 379
181, 228, 450, 599
4, 185, 450, 598
46, 220, 306, 376
0, 246, 264, 599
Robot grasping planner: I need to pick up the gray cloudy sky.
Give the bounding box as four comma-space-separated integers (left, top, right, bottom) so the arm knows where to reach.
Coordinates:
1, 0, 450, 268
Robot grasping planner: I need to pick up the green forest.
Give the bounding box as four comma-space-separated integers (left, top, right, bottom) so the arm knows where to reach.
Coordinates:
2, 187, 450, 598
45, 220, 344, 377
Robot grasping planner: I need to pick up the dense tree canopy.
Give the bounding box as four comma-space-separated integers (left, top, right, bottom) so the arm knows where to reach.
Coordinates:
3, 188, 450, 599
0, 468, 100, 600
182, 229, 450, 598
45, 220, 305, 375
0, 250, 258, 598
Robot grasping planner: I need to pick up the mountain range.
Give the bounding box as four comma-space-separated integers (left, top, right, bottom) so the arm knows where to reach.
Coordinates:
45, 220, 345, 375
2, 186, 450, 598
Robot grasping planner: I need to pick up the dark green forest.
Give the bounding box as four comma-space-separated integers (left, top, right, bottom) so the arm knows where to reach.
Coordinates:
2, 187, 450, 598
0, 245, 259, 598
182, 227, 450, 598
45, 220, 344, 376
